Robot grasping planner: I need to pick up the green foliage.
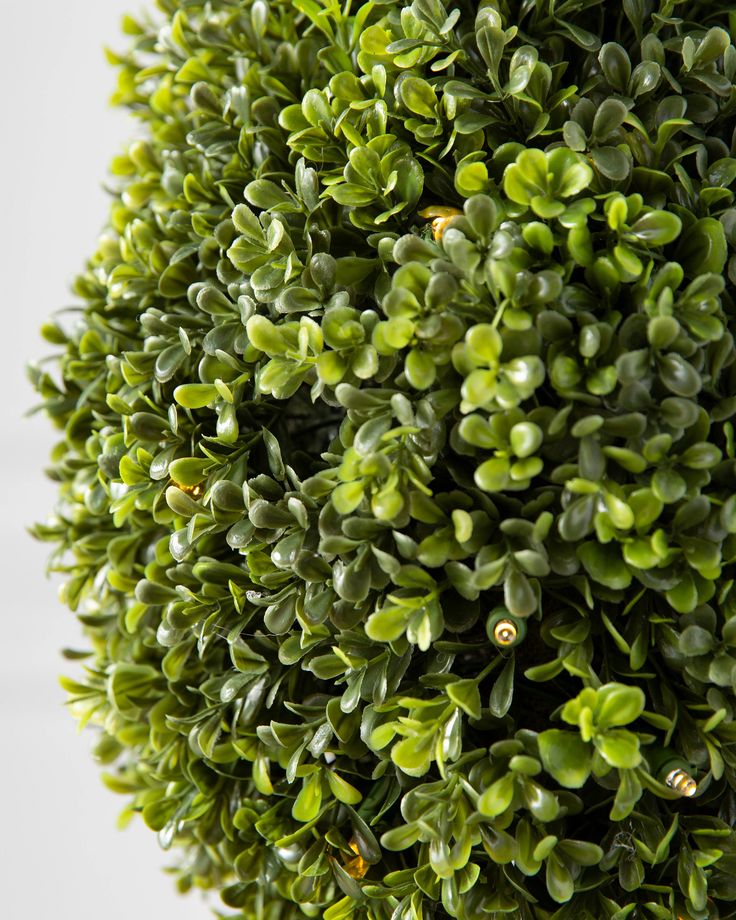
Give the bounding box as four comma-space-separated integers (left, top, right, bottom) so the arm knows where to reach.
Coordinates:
29, 0, 736, 918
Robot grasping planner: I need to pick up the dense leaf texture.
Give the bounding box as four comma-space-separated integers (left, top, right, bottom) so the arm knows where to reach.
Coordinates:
30, 0, 736, 918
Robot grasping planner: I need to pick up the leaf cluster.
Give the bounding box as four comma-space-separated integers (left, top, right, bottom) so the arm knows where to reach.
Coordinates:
30, 0, 736, 918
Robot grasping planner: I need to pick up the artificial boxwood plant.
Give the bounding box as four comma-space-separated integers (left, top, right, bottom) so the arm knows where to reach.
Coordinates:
31, 0, 736, 917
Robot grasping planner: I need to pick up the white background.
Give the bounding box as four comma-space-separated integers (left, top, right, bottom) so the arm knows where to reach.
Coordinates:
0, 2, 209, 917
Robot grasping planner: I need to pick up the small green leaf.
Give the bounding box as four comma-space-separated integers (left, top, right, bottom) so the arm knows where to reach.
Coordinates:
522, 778, 559, 822
677, 217, 728, 275
504, 569, 536, 617
592, 98, 628, 139
626, 210, 681, 245
405, 348, 436, 389
510, 422, 543, 458
546, 852, 574, 904
595, 683, 645, 729
244, 178, 290, 210
478, 772, 516, 817
380, 823, 421, 851
577, 543, 631, 589
447, 678, 482, 719
173, 383, 219, 409
399, 76, 437, 118
594, 729, 641, 768
333, 481, 364, 514
538, 730, 593, 788
326, 771, 363, 805
292, 772, 323, 822
489, 655, 515, 718
168, 457, 208, 487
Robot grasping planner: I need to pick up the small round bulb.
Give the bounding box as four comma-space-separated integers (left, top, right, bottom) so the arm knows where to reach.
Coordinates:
343, 839, 368, 879
430, 216, 454, 240
493, 618, 518, 647
418, 205, 463, 240
487, 608, 526, 648
174, 480, 204, 500
665, 767, 697, 797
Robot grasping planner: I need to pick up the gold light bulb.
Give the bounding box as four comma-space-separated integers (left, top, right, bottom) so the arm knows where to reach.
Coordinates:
173, 480, 204, 500
343, 839, 369, 879
430, 216, 455, 240
665, 767, 697, 797
493, 618, 518, 647
418, 205, 463, 240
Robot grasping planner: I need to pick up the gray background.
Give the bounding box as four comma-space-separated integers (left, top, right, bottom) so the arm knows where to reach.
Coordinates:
1, 2, 210, 916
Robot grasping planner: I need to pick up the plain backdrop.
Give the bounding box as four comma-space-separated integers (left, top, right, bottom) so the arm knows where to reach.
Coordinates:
0, 2, 210, 917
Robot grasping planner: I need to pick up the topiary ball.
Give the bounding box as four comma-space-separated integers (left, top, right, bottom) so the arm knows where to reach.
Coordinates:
32, 1, 736, 918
